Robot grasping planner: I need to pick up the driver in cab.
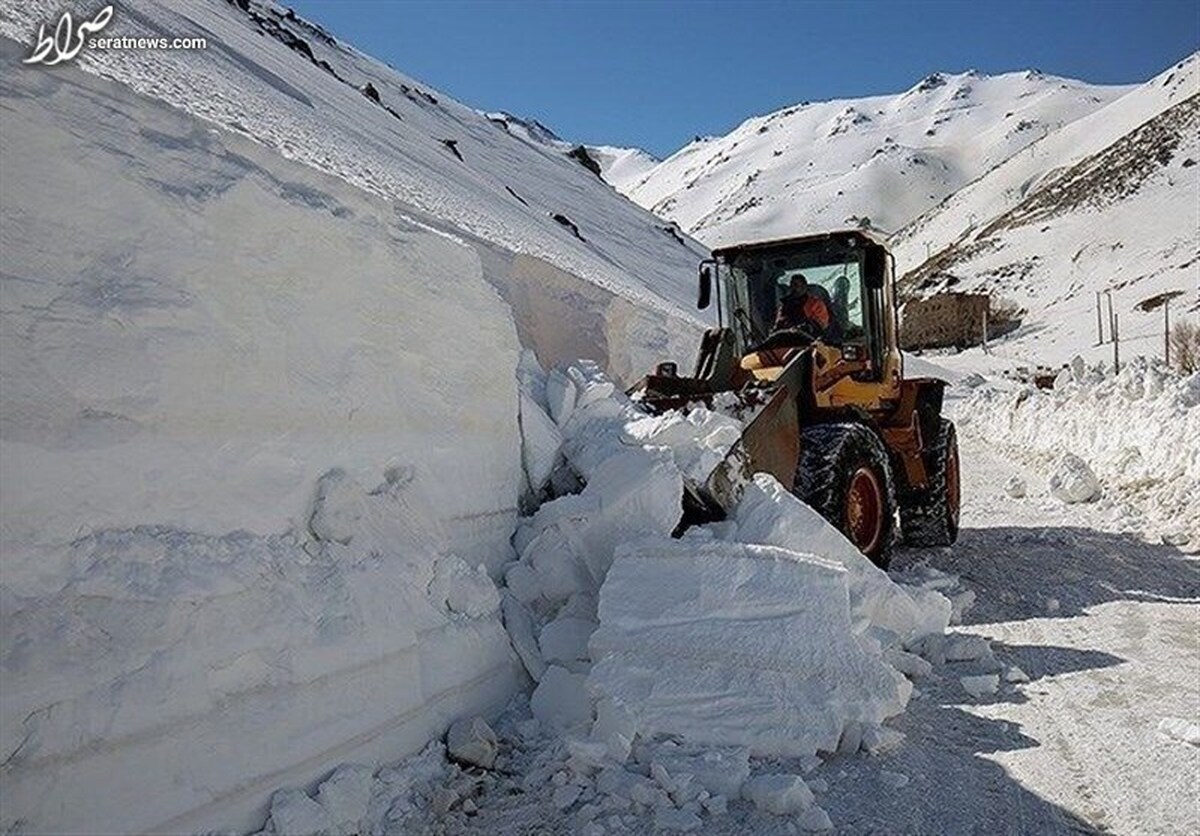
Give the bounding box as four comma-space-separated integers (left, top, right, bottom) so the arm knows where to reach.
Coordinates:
773, 274, 838, 341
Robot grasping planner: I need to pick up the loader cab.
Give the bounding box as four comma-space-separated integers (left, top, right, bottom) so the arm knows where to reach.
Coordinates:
706, 230, 902, 404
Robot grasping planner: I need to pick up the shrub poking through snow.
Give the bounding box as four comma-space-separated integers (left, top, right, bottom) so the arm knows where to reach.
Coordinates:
1169, 320, 1200, 374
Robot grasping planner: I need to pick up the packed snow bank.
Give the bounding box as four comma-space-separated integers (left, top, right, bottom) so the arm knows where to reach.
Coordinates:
0, 49, 524, 835
958, 357, 1200, 544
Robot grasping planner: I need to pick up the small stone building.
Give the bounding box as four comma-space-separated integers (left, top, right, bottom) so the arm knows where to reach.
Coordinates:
900, 292, 991, 350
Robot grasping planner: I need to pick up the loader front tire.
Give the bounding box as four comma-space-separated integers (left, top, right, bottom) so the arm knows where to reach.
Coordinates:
899, 418, 961, 547
795, 423, 897, 568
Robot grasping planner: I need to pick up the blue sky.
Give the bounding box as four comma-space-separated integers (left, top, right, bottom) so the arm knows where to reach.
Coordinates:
289, 0, 1199, 158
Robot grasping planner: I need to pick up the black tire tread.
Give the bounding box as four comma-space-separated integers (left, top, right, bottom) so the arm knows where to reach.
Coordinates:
899, 418, 960, 547
794, 422, 897, 567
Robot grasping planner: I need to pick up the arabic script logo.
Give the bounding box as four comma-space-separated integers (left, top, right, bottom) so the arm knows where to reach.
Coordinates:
23, 6, 114, 65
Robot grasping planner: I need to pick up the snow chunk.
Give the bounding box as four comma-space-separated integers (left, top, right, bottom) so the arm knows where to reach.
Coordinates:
1004, 475, 1027, 498
647, 746, 751, 798
567, 360, 617, 410
574, 447, 684, 585
591, 697, 638, 762
516, 349, 550, 412
545, 369, 578, 426
1157, 717, 1200, 747
623, 407, 743, 484
742, 774, 814, 815
316, 765, 375, 835
446, 716, 499, 769
655, 807, 702, 831
862, 725, 906, 755
943, 634, 992, 663
501, 593, 546, 681
504, 561, 542, 604
268, 789, 335, 836
1049, 452, 1101, 503
589, 538, 911, 757
797, 805, 834, 831
531, 665, 596, 732
553, 783, 583, 810
539, 615, 597, 667
1004, 665, 1030, 683
882, 648, 933, 678
519, 391, 564, 495
734, 474, 951, 643
960, 674, 1000, 698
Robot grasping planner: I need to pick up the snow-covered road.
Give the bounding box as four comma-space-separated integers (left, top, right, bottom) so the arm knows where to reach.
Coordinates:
840, 430, 1200, 835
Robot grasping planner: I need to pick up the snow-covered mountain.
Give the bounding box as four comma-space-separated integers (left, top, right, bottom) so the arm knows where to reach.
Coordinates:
587, 143, 660, 191
893, 53, 1200, 367
616, 69, 1133, 247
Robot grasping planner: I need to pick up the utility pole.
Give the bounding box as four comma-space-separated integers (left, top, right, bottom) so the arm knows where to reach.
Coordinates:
1164, 297, 1171, 366
1096, 291, 1104, 344
1105, 290, 1115, 349
1112, 312, 1120, 374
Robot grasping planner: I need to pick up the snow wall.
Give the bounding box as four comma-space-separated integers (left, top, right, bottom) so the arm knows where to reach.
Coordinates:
0, 41, 695, 835
958, 358, 1200, 542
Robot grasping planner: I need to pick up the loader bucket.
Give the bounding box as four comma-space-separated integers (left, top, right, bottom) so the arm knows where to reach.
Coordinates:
678, 355, 807, 528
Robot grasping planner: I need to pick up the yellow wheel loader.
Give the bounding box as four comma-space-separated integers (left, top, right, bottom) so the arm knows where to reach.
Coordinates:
631, 230, 960, 567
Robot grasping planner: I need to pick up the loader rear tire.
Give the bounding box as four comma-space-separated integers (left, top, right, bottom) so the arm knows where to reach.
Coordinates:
899, 418, 961, 547
795, 423, 897, 568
